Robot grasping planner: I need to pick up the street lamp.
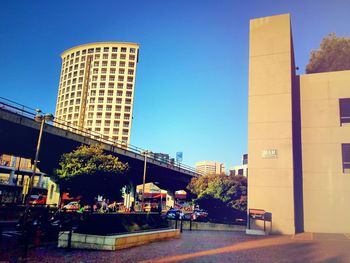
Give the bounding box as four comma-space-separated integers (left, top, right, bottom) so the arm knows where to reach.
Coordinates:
25, 109, 54, 204
140, 150, 151, 212
22, 109, 54, 259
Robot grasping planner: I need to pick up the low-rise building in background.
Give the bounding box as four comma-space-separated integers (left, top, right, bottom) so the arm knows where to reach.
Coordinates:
195, 160, 226, 175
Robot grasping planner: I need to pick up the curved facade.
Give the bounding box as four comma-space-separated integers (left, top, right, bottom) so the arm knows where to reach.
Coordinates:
55, 42, 139, 145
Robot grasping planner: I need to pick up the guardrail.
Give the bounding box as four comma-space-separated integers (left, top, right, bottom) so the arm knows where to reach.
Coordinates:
0, 96, 200, 176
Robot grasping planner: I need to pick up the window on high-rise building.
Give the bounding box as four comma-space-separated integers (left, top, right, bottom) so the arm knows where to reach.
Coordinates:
129, 55, 135, 60
340, 98, 350, 126
121, 47, 127, 52
120, 54, 126, 60
112, 47, 118, 52
342, 144, 350, 173
96, 48, 101, 53
103, 47, 109, 52
130, 48, 135, 53
103, 54, 108, 59
88, 48, 94, 53
111, 54, 117, 59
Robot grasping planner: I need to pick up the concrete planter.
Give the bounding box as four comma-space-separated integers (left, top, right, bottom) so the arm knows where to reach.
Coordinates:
58, 228, 180, 250
169, 220, 246, 232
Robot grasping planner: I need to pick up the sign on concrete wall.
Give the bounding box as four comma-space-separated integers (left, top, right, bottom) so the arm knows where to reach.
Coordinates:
261, 149, 278, 159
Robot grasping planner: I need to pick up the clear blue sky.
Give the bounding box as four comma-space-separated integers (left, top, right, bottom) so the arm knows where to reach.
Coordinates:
1, 0, 350, 169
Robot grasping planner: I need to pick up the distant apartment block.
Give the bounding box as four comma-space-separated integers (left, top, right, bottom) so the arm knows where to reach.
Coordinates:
55, 42, 139, 146
248, 14, 350, 234
195, 160, 226, 175
230, 154, 248, 177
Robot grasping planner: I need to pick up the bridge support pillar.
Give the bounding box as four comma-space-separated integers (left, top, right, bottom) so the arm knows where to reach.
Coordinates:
8, 170, 15, 185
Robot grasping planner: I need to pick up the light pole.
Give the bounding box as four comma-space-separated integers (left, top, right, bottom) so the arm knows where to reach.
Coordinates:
141, 150, 150, 212
22, 109, 53, 259
25, 109, 54, 205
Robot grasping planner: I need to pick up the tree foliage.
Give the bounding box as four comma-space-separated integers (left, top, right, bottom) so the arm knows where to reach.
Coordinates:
53, 145, 129, 205
306, 33, 350, 74
187, 173, 247, 211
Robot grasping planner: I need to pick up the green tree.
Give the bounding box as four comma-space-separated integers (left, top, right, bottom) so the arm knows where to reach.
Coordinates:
53, 145, 129, 206
187, 173, 247, 211
306, 33, 350, 74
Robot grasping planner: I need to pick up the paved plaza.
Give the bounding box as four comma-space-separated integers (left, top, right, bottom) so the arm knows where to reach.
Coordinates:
1, 230, 350, 263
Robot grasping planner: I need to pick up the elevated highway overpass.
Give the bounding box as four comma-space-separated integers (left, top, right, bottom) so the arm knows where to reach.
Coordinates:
0, 98, 199, 191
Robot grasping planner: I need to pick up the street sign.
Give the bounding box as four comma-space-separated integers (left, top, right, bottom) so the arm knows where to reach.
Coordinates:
176, 152, 183, 163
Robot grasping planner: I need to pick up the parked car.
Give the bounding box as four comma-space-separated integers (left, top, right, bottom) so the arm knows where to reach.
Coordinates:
28, 194, 47, 205
166, 208, 181, 220
33, 195, 47, 205
193, 209, 208, 221
63, 201, 80, 211
182, 213, 193, 221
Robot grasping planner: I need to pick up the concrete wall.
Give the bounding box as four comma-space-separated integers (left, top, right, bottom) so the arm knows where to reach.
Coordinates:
300, 70, 350, 233
248, 14, 296, 234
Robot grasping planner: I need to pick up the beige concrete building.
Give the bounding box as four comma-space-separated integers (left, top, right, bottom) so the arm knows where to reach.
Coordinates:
55, 42, 139, 146
248, 14, 350, 234
195, 160, 226, 175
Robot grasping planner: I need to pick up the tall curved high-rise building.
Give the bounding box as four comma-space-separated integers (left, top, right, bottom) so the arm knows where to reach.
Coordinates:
54, 42, 139, 146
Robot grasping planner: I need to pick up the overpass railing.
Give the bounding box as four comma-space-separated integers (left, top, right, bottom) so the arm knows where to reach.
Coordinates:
0, 97, 200, 176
